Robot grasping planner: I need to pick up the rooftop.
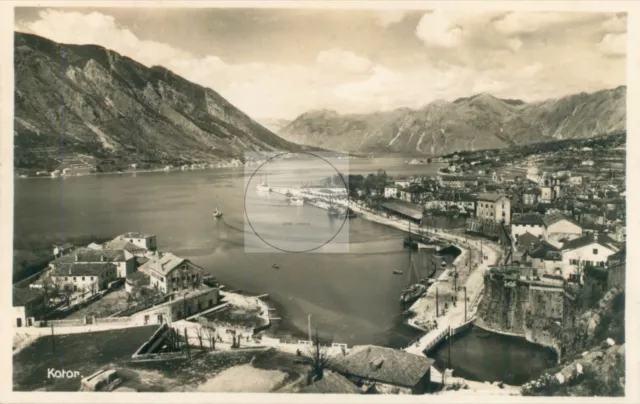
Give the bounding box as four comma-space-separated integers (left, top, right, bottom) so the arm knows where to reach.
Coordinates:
330, 345, 434, 388
512, 213, 544, 226
300, 371, 361, 394
516, 232, 542, 249
104, 239, 146, 252
380, 200, 423, 221
50, 248, 128, 265
52, 262, 117, 277
118, 232, 155, 239
140, 252, 201, 276
13, 287, 44, 307
476, 193, 508, 202
561, 233, 619, 252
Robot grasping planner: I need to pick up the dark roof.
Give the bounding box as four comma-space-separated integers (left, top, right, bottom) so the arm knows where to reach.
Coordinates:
300, 371, 361, 394
529, 241, 560, 260
13, 287, 44, 307
517, 232, 542, 248
380, 200, 423, 221
136, 256, 150, 267
140, 253, 202, 276
330, 345, 434, 388
50, 248, 127, 265
476, 193, 508, 202
52, 262, 117, 277
561, 233, 619, 252
542, 212, 580, 228
607, 249, 626, 266
512, 213, 544, 226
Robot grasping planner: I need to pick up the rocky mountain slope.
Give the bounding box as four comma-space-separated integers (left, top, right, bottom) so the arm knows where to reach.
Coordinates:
279, 87, 626, 155
14, 32, 305, 170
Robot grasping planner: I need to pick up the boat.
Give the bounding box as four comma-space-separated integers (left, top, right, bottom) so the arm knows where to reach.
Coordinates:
393, 270, 403, 275
272, 264, 280, 269
256, 172, 271, 192
213, 195, 223, 218
288, 196, 304, 206
400, 284, 426, 305
328, 203, 342, 218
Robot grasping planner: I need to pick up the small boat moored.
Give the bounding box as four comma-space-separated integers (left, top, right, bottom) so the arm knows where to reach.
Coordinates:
393, 270, 403, 275
272, 264, 280, 269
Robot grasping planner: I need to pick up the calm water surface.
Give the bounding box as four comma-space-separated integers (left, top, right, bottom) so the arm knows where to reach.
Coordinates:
14, 157, 555, 382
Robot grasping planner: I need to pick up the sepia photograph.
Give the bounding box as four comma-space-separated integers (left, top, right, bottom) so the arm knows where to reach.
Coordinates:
5, 1, 633, 400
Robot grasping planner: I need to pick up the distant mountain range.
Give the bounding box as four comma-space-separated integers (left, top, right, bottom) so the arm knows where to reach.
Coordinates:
14, 32, 306, 170
279, 86, 626, 156
258, 118, 292, 134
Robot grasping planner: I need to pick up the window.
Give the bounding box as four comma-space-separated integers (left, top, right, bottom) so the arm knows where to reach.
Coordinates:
82, 277, 85, 281
593, 248, 598, 255
91, 277, 94, 281
73, 277, 77, 281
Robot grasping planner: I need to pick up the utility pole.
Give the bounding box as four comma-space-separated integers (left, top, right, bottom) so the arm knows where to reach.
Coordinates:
447, 326, 452, 370
464, 287, 468, 322
436, 287, 439, 317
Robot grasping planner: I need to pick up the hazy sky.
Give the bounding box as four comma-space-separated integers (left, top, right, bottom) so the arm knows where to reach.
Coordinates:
15, 7, 626, 120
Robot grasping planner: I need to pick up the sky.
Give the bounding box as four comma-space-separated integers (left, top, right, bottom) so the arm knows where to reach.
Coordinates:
14, 7, 627, 121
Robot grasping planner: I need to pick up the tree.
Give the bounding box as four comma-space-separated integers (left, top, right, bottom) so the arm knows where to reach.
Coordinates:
61, 284, 74, 307
306, 327, 332, 384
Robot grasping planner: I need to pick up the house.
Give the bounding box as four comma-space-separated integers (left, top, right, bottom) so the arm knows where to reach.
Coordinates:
511, 213, 544, 239
13, 287, 47, 327
384, 185, 398, 199
330, 345, 434, 394
113, 232, 157, 252
103, 238, 149, 257
540, 186, 554, 203
399, 185, 428, 204
394, 179, 412, 188
424, 193, 475, 212
542, 212, 583, 248
569, 176, 583, 185
525, 241, 562, 275
522, 189, 540, 206
560, 233, 620, 283
49, 249, 136, 278
139, 252, 204, 294
300, 371, 361, 394
50, 262, 118, 293
475, 193, 511, 225
439, 176, 478, 189
582, 160, 595, 167
130, 286, 220, 323
52, 243, 75, 258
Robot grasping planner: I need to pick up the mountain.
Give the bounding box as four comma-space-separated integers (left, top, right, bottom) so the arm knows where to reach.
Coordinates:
279, 87, 626, 155
13, 32, 306, 170
258, 118, 292, 134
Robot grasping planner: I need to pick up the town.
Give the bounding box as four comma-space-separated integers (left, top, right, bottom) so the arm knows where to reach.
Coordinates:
12, 132, 626, 396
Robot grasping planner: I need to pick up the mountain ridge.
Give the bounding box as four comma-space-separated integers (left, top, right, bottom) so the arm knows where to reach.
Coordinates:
14, 32, 307, 170
279, 86, 626, 155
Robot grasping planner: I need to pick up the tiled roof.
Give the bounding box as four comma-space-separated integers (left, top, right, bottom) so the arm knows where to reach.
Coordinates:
529, 241, 560, 260
300, 371, 361, 394
561, 233, 619, 252
140, 252, 201, 276
52, 262, 117, 277
381, 201, 423, 221
330, 345, 434, 388
542, 212, 580, 228
104, 239, 146, 252
50, 248, 127, 265
517, 232, 541, 248
512, 213, 544, 226
13, 287, 44, 307
476, 193, 508, 202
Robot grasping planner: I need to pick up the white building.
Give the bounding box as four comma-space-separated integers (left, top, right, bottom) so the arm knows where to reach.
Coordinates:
542, 213, 583, 248
475, 193, 511, 225
384, 186, 398, 198
114, 232, 157, 252
511, 213, 544, 239
560, 233, 620, 282
540, 186, 554, 203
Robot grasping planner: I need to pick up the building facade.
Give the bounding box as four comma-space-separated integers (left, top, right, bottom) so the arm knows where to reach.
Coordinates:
475, 193, 511, 225
50, 262, 118, 293
140, 252, 204, 294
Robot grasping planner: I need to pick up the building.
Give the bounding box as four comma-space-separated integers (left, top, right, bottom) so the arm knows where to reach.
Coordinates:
113, 232, 157, 252
522, 189, 540, 206
384, 185, 398, 199
540, 186, 554, 203
582, 160, 595, 167
475, 193, 511, 225
13, 287, 47, 327
542, 212, 583, 248
605, 249, 625, 289
511, 213, 544, 239
50, 262, 118, 293
330, 345, 434, 394
439, 176, 478, 189
560, 233, 620, 283
569, 176, 583, 185
380, 200, 423, 224
424, 193, 475, 212
49, 249, 136, 278
139, 252, 204, 294
102, 238, 149, 257
525, 242, 562, 275
52, 243, 75, 258
399, 185, 428, 203
130, 286, 220, 323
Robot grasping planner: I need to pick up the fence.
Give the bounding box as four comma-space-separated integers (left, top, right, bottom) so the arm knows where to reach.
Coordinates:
422, 327, 451, 354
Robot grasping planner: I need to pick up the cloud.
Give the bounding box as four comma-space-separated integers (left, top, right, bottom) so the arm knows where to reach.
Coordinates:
601, 14, 627, 34
415, 11, 467, 48
316, 48, 373, 74
374, 10, 406, 28
598, 33, 626, 57
493, 12, 603, 36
